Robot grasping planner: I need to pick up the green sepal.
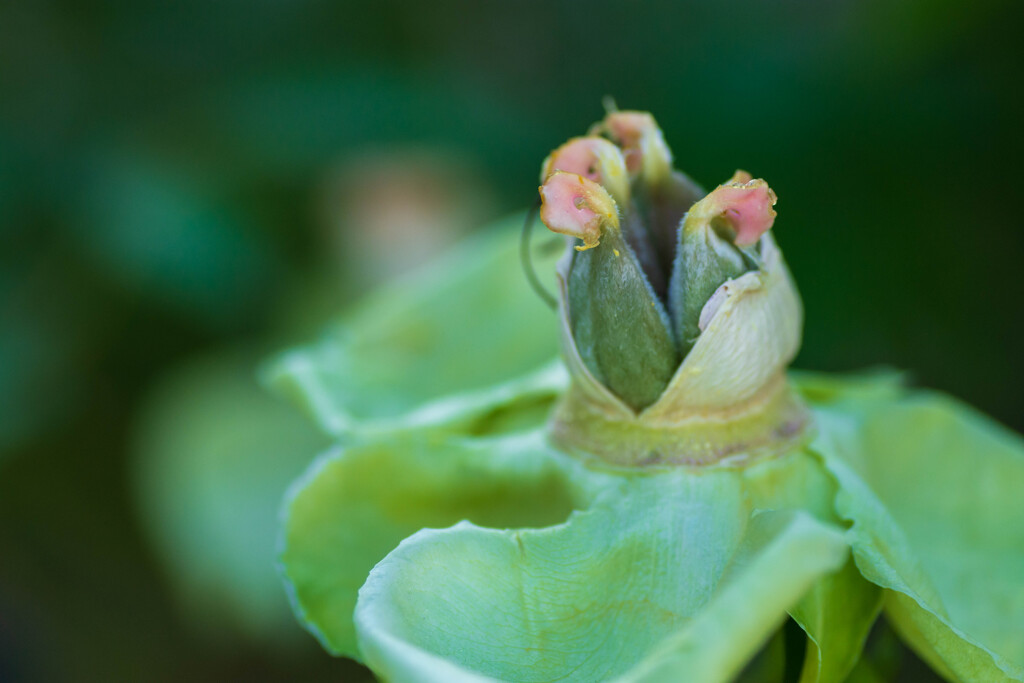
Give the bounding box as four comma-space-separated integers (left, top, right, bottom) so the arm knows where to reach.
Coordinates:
668, 220, 749, 356
568, 226, 679, 411
620, 202, 667, 297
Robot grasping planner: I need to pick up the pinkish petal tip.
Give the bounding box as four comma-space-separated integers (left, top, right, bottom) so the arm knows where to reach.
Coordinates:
728, 169, 753, 184
590, 110, 672, 184
689, 174, 777, 246
541, 137, 629, 205
539, 171, 619, 251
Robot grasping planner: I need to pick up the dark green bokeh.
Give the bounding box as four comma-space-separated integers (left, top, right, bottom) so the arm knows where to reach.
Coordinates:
1, 0, 1020, 680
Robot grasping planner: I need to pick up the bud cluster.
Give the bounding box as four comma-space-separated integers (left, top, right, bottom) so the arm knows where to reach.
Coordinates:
539, 110, 780, 412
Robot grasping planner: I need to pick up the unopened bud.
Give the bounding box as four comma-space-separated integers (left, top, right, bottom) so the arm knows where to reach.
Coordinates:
539, 171, 678, 411
592, 111, 672, 187
537, 110, 800, 453
669, 173, 778, 355
541, 137, 631, 207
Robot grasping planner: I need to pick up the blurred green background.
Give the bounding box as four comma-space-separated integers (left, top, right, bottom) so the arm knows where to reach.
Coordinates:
1, 0, 1022, 681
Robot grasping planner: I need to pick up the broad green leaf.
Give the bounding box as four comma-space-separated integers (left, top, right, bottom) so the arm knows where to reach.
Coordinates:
811, 384, 1024, 682
353, 465, 847, 683
740, 441, 884, 683
789, 557, 883, 683
133, 347, 330, 643
790, 368, 907, 406
278, 430, 600, 660
842, 617, 915, 683
618, 511, 848, 683
735, 626, 786, 683
264, 221, 566, 437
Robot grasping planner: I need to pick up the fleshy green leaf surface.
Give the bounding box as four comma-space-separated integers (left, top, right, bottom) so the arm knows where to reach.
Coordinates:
616, 511, 847, 683
789, 557, 883, 683
279, 430, 600, 660
353, 468, 847, 683
809, 379, 1024, 682
739, 442, 884, 683
134, 348, 330, 642
279, 413, 857, 680
282, 368, 1023, 682
264, 220, 566, 437
735, 626, 786, 683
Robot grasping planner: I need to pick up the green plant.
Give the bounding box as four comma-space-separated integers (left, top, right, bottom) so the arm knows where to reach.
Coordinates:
272, 110, 1024, 682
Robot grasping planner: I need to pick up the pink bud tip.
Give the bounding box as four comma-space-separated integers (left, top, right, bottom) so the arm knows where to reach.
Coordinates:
728, 169, 753, 184
541, 137, 630, 205
592, 111, 672, 180
603, 113, 653, 167
543, 137, 609, 181
697, 174, 778, 247
539, 171, 619, 251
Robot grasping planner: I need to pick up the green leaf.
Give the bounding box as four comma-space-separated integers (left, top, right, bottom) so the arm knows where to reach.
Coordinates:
811, 383, 1024, 682
353, 465, 847, 682
789, 557, 883, 683
790, 368, 907, 406
724, 443, 884, 683
264, 220, 566, 437
735, 625, 786, 683
278, 430, 598, 660
133, 348, 330, 643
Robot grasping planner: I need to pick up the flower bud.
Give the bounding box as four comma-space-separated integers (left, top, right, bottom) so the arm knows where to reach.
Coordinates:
669, 171, 778, 356
541, 137, 631, 207
542, 136, 664, 294
538, 171, 618, 251
591, 110, 705, 290
539, 171, 679, 411
591, 111, 672, 186
537, 109, 806, 466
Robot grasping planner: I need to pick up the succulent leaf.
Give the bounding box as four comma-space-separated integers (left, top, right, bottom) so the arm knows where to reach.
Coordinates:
810, 381, 1024, 682
353, 459, 847, 683
264, 219, 564, 438
279, 430, 597, 660
272, 107, 1024, 683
